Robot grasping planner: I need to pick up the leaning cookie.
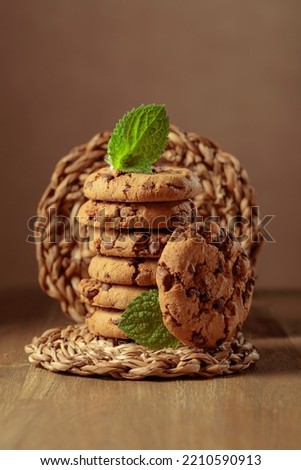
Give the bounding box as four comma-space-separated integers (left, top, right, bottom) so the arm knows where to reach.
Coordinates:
156, 222, 255, 349
83, 166, 202, 202
78, 278, 148, 310
78, 199, 195, 230
86, 308, 128, 339
88, 255, 157, 286
89, 228, 171, 258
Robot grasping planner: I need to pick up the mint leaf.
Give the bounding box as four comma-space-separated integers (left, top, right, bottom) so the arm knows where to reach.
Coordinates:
107, 104, 169, 173
119, 290, 180, 350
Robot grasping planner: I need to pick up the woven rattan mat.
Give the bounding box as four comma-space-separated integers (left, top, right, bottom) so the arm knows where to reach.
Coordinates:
25, 324, 259, 380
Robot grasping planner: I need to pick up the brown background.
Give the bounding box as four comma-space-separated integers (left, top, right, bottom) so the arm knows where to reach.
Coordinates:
0, 0, 300, 290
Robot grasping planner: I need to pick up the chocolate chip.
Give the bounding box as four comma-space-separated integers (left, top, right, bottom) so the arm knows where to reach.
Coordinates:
133, 233, 150, 252
190, 332, 205, 348
160, 268, 172, 291
232, 256, 249, 278
169, 315, 182, 328
149, 241, 160, 255
84, 288, 99, 300
122, 183, 131, 193
142, 182, 155, 190
169, 215, 188, 229
214, 257, 225, 275
101, 173, 114, 182
101, 283, 112, 291
187, 287, 200, 298
212, 298, 225, 311
102, 240, 114, 249
194, 264, 203, 276
199, 291, 210, 302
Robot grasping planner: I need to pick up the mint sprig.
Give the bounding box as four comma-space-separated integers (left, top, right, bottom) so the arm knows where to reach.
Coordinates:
119, 290, 179, 350
106, 104, 169, 173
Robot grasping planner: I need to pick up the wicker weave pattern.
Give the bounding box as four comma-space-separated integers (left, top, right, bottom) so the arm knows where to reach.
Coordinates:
25, 324, 259, 380
36, 125, 262, 322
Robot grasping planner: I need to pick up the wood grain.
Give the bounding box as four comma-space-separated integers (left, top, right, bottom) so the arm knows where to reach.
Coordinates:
0, 289, 301, 450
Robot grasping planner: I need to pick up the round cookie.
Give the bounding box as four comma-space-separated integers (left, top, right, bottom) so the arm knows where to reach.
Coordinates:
83, 166, 202, 202
78, 199, 195, 230
156, 222, 255, 349
88, 255, 157, 286
89, 228, 171, 258
86, 308, 128, 339
79, 278, 148, 310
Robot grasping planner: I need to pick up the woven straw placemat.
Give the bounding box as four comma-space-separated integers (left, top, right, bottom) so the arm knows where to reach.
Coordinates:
25, 324, 259, 380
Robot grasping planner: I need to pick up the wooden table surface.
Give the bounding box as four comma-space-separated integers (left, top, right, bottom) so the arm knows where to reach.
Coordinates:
0, 288, 300, 450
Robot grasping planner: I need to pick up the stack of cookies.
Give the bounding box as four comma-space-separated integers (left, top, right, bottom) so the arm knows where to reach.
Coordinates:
77, 166, 202, 339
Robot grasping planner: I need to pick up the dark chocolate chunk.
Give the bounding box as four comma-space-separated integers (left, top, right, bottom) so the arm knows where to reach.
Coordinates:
142, 181, 155, 190
212, 298, 225, 311
101, 283, 112, 291
122, 183, 131, 193
186, 287, 200, 298
101, 173, 114, 182
232, 256, 249, 278
160, 268, 172, 291
149, 241, 161, 255
84, 288, 99, 300
102, 240, 115, 249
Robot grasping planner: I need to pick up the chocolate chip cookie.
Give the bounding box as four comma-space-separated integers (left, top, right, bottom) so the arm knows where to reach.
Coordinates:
156, 222, 255, 349
88, 255, 157, 286
79, 278, 148, 310
83, 166, 202, 202
89, 228, 171, 258
78, 199, 195, 230
86, 308, 128, 339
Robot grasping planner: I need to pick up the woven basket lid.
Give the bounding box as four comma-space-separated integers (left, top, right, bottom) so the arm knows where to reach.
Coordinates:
36, 125, 262, 322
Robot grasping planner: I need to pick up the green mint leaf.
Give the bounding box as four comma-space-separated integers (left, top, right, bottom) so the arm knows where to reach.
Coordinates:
107, 104, 169, 173
119, 290, 180, 350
